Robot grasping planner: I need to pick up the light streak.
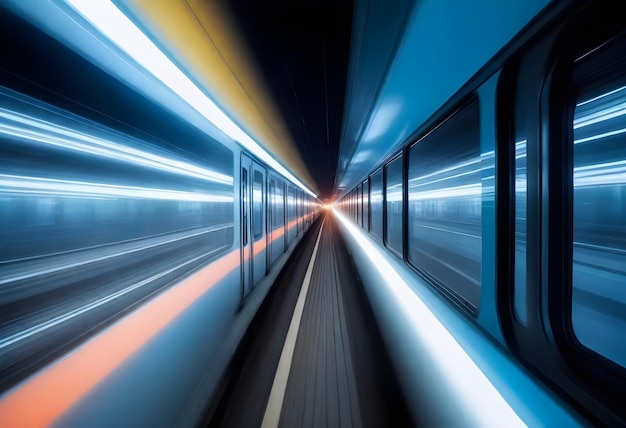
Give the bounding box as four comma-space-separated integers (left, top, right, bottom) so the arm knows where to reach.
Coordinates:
574, 102, 626, 130
574, 127, 626, 145
0, 107, 232, 185
0, 246, 228, 349
63, 0, 317, 198
0, 174, 233, 202
576, 86, 626, 107
408, 183, 481, 200
334, 209, 524, 427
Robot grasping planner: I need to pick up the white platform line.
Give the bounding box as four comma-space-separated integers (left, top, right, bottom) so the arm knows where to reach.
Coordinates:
261, 218, 325, 428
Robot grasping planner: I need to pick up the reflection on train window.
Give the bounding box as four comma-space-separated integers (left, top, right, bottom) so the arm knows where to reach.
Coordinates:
514, 139, 529, 326
572, 50, 626, 368
253, 170, 263, 240
287, 187, 296, 224
270, 179, 284, 229
0, 89, 235, 263
385, 155, 403, 255
242, 168, 248, 246
363, 180, 369, 230
407, 100, 482, 310
357, 185, 362, 227
370, 169, 383, 241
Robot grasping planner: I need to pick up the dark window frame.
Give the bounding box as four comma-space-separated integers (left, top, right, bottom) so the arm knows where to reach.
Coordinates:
405, 95, 482, 316
498, 6, 626, 423
545, 19, 626, 405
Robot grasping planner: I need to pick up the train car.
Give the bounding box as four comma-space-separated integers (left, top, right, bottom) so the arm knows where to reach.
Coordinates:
0, 2, 320, 427
336, 0, 626, 425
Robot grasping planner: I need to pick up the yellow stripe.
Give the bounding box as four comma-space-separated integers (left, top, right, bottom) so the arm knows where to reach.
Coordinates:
120, 0, 317, 192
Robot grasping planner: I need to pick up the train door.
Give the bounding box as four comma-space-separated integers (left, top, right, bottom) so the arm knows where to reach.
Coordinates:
251, 163, 266, 286
240, 154, 253, 299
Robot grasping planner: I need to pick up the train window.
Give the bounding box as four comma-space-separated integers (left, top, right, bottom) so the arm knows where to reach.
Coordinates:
363, 179, 369, 230
385, 155, 403, 255
357, 185, 362, 227
571, 38, 626, 369
514, 136, 529, 325
242, 168, 248, 246
370, 169, 384, 241
253, 171, 263, 240
271, 179, 284, 229
407, 100, 481, 310
287, 187, 296, 223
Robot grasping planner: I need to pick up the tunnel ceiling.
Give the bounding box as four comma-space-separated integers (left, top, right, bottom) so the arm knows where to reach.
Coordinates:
227, 0, 353, 201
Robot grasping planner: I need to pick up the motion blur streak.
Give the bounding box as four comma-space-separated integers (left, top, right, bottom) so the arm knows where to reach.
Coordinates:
245, 219, 300, 261
63, 0, 316, 197
0, 249, 240, 428
0, 247, 225, 350
0, 107, 232, 185
0, 213, 309, 427
334, 209, 525, 427
0, 174, 233, 202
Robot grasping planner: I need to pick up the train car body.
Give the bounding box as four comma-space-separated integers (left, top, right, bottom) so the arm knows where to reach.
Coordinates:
0, 2, 319, 426
337, 0, 626, 425
2, 0, 626, 426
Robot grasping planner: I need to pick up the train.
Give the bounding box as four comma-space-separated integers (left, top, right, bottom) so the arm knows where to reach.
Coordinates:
0, 2, 320, 427
336, 0, 626, 426
1, 0, 626, 426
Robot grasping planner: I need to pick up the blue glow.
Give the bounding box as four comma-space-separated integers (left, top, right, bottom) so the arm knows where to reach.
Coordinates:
0, 107, 232, 185
0, 174, 233, 202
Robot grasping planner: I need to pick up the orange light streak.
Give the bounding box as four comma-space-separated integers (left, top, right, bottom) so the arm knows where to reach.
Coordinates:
0, 214, 310, 427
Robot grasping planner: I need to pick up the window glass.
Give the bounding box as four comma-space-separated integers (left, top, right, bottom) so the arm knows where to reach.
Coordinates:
370, 170, 384, 240
514, 138, 528, 325
287, 187, 296, 223
242, 168, 248, 245
385, 156, 403, 254
407, 101, 481, 309
363, 180, 369, 230
253, 170, 263, 240
271, 179, 284, 229
572, 43, 626, 368
357, 186, 362, 227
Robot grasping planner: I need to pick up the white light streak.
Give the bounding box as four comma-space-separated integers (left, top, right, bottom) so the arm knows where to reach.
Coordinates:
0, 225, 231, 285
409, 167, 481, 189
0, 108, 233, 185
514, 140, 527, 160
333, 209, 525, 427
573, 102, 626, 129
408, 156, 481, 184
0, 174, 233, 202
574, 159, 626, 187
409, 183, 481, 201
574, 127, 626, 145
0, 246, 227, 349
64, 0, 316, 198
576, 86, 626, 107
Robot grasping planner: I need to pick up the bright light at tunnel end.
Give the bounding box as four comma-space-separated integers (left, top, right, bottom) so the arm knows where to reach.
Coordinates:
332, 208, 525, 427
63, 0, 317, 199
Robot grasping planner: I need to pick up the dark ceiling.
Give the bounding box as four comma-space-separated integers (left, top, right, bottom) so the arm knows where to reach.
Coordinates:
227, 0, 354, 200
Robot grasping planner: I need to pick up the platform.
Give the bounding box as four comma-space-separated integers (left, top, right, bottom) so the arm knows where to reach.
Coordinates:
208, 213, 412, 427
